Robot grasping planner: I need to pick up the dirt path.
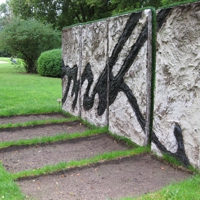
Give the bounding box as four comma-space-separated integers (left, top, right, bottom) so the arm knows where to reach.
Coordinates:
0, 134, 128, 173
0, 113, 65, 125
0, 122, 87, 142
0, 113, 191, 200
18, 154, 190, 200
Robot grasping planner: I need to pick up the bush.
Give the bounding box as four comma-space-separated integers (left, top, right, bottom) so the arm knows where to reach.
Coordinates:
0, 18, 61, 73
37, 49, 62, 77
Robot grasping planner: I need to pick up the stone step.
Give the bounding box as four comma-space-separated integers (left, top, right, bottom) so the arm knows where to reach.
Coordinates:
18, 154, 190, 200
0, 113, 66, 125
0, 133, 129, 173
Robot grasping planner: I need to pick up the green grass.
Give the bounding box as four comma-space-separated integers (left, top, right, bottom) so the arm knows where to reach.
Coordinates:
0, 117, 79, 129
0, 163, 24, 200
0, 127, 107, 149
0, 58, 62, 117
118, 174, 200, 200
12, 146, 150, 180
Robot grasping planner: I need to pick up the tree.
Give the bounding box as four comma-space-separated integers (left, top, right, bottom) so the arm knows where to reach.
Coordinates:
111, 0, 145, 13
8, 0, 115, 30
161, 0, 186, 5
0, 2, 12, 30
0, 18, 61, 73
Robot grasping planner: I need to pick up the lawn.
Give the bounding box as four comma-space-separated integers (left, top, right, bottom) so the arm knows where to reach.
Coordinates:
0, 57, 62, 117
0, 57, 200, 200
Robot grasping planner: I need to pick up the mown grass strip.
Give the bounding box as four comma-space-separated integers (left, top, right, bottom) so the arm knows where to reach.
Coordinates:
12, 146, 150, 180
108, 131, 139, 148
128, 174, 200, 200
0, 163, 24, 200
0, 127, 108, 149
0, 117, 79, 129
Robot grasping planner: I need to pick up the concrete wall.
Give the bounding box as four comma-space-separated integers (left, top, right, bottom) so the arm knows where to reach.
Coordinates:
62, 10, 152, 146
81, 21, 108, 126
62, 1, 200, 169
62, 26, 81, 116
108, 10, 152, 146
152, 2, 200, 169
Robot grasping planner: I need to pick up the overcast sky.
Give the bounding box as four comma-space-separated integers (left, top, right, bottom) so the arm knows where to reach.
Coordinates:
0, 0, 6, 4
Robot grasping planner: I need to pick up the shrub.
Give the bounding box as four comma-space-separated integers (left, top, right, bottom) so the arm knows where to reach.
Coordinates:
0, 18, 61, 73
37, 49, 62, 77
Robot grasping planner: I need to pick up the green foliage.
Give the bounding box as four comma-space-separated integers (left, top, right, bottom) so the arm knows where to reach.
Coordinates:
8, 0, 115, 30
161, 0, 199, 6
37, 49, 62, 77
0, 18, 61, 73
4, 0, 199, 30
161, 0, 184, 5
111, 0, 145, 13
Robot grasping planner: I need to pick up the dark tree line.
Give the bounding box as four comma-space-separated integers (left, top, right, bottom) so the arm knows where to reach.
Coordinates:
0, 0, 189, 30
5, 0, 165, 30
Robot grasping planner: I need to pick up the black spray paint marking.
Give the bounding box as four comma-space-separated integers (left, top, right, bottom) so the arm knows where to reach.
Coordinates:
62, 10, 189, 167
151, 8, 189, 167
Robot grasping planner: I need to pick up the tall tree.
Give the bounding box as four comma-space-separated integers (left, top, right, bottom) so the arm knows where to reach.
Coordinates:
0, 18, 61, 73
8, 0, 115, 30
0, 2, 11, 30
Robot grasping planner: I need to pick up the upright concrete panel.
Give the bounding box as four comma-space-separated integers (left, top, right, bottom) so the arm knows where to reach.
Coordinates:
62, 26, 81, 116
81, 21, 108, 126
153, 2, 200, 168
108, 10, 152, 146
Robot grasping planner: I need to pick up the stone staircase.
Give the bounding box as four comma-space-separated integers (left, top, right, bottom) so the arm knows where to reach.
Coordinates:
0, 113, 190, 200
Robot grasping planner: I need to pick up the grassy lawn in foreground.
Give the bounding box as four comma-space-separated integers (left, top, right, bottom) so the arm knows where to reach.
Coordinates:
0, 57, 62, 117
0, 163, 25, 200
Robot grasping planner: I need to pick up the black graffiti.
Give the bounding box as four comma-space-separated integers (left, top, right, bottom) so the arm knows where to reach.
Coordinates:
150, 8, 189, 167
62, 10, 190, 167
151, 124, 190, 166
157, 8, 172, 31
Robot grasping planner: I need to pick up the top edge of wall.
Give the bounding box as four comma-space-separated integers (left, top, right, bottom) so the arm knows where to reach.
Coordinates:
62, 7, 155, 31
62, 0, 200, 31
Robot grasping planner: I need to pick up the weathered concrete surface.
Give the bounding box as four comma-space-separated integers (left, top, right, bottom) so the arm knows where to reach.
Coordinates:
108, 10, 152, 146
62, 26, 81, 116
153, 2, 200, 168
81, 21, 108, 126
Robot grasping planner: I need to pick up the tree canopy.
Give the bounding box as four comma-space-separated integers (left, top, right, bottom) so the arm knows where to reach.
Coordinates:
7, 0, 116, 30
5, 0, 165, 30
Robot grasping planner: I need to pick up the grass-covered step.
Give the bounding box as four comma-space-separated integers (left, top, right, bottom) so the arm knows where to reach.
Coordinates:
0, 163, 24, 200
0, 120, 87, 143
17, 154, 191, 200
0, 113, 66, 125
0, 133, 130, 173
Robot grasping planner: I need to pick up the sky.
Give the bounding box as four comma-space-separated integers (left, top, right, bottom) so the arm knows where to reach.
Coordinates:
0, 0, 6, 4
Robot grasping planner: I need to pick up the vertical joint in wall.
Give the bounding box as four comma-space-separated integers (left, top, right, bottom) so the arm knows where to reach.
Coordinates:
149, 8, 157, 144
145, 9, 153, 145
78, 25, 83, 118
106, 19, 110, 126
